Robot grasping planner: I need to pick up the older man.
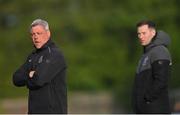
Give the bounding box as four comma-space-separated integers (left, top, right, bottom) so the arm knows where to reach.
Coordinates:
13, 19, 67, 114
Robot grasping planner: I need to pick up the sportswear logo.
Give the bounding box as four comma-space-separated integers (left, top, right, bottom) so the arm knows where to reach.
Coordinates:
38, 56, 43, 63
45, 59, 50, 63
142, 56, 149, 66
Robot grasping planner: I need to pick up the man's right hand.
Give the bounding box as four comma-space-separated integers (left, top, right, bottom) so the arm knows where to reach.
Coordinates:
29, 71, 35, 78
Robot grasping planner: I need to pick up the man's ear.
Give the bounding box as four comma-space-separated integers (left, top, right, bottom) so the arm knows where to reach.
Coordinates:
47, 30, 51, 37
151, 29, 156, 36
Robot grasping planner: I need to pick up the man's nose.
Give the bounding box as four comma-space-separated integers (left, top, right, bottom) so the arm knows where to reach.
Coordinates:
33, 34, 38, 39
33, 36, 38, 41
139, 35, 144, 40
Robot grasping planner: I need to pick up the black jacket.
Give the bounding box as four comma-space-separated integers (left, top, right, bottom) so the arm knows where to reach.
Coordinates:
13, 39, 67, 114
133, 31, 172, 113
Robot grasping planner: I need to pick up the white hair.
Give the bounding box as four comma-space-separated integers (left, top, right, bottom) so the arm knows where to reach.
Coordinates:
30, 19, 49, 30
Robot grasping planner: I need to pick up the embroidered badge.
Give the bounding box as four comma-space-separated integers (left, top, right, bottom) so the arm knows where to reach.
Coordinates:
158, 61, 163, 65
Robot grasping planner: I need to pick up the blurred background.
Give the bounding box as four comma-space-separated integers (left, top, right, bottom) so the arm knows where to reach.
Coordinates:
0, 0, 180, 113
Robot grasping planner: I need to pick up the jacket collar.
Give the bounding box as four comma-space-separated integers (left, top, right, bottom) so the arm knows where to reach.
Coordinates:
144, 39, 156, 53
35, 38, 54, 52
143, 30, 170, 53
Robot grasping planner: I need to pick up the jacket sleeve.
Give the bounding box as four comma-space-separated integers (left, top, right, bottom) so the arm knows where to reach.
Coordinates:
13, 61, 29, 87
144, 46, 171, 102
27, 52, 66, 90
145, 60, 170, 102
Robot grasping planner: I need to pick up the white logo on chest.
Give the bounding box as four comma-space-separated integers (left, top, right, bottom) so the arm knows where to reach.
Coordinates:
38, 56, 44, 63
142, 56, 149, 66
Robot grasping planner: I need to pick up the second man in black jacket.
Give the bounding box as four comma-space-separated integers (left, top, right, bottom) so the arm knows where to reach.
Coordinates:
133, 20, 172, 114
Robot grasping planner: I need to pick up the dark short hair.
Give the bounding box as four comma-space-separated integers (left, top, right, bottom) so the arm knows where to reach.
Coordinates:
136, 20, 156, 29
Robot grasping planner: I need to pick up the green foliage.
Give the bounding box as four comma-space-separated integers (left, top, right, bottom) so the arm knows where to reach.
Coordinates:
0, 0, 179, 112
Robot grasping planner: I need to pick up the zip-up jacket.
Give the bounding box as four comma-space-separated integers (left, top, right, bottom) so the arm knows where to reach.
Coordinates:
13, 39, 67, 114
133, 30, 172, 113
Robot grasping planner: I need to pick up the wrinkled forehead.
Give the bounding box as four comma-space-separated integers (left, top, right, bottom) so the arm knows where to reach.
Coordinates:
31, 24, 46, 29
